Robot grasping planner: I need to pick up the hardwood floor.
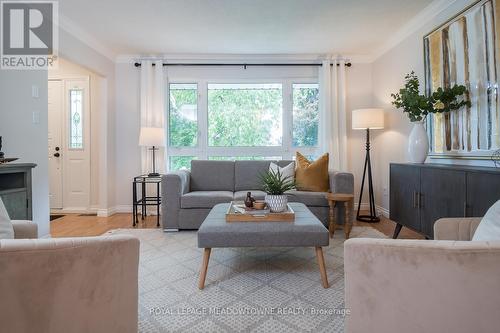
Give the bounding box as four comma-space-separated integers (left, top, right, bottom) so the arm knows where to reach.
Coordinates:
50, 211, 423, 239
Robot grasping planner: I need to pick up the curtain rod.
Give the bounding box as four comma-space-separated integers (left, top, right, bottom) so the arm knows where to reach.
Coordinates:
133, 62, 352, 68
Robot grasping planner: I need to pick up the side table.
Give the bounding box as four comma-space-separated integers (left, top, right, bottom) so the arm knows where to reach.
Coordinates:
325, 193, 354, 239
132, 175, 162, 227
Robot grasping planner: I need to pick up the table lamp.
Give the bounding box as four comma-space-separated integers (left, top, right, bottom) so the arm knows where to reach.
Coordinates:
352, 108, 384, 223
139, 127, 165, 177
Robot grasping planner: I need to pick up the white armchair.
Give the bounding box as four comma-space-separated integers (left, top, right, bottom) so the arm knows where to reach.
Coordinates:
344, 217, 500, 333
0, 221, 140, 333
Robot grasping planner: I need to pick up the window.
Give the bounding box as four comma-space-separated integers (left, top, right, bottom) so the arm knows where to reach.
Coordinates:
293, 84, 319, 147
208, 156, 281, 161
167, 80, 321, 170
208, 84, 282, 147
169, 83, 198, 147
69, 89, 83, 149
169, 156, 196, 171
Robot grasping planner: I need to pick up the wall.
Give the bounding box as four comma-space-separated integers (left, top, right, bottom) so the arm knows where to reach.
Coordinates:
49, 58, 104, 211
114, 62, 374, 209
0, 70, 50, 237
371, 0, 480, 213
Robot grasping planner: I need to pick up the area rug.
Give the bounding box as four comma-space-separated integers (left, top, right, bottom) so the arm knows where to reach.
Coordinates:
107, 226, 387, 333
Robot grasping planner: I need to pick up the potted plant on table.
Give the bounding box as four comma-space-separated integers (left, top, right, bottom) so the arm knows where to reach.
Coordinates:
260, 169, 296, 213
391, 71, 470, 162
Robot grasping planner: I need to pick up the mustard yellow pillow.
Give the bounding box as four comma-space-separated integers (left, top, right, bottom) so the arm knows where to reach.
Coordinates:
295, 152, 330, 192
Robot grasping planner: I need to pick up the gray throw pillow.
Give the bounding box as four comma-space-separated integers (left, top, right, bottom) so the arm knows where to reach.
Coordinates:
0, 198, 14, 239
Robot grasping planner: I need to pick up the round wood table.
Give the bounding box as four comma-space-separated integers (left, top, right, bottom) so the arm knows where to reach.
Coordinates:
325, 193, 354, 239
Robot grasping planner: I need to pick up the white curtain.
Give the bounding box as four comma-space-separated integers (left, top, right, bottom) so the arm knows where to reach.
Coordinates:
140, 60, 167, 174
320, 58, 348, 171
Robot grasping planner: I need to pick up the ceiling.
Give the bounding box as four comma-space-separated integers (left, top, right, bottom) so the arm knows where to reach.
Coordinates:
59, 0, 435, 57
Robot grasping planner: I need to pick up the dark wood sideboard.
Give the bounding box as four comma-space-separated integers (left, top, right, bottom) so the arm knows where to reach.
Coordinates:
390, 163, 500, 239
0, 163, 36, 220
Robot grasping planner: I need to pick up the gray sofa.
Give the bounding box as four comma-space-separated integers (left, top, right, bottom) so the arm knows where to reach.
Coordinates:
161, 160, 354, 230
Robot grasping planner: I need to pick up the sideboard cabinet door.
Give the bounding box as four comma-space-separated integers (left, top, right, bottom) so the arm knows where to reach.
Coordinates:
390, 164, 421, 233
467, 172, 500, 217
420, 168, 466, 238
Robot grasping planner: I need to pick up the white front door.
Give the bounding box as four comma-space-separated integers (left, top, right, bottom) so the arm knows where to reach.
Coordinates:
63, 79, 91, 211
48, 80, 63, 209
48, 77, 91, 211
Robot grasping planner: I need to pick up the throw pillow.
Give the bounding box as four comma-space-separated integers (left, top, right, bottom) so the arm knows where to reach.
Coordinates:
295, 152, 329, 192
472, 200, 500, 241
269, 162, 295, 181
0, 198, 14, 239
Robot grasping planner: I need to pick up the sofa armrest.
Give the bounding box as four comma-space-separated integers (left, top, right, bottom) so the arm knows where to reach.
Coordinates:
161, 170, 190, 229
328, 170, 354, 194
12, 220, 38, 239
0, 235, 140, 333
344, 238, 500, 333
434, 217, 482, 241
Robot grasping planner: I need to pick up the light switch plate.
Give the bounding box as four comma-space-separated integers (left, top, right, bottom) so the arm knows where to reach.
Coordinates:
32, 111, 40, 124
32, 85, 39, 98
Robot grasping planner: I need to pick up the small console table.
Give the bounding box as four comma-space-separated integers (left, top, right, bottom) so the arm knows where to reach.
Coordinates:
132, 174, 162, 227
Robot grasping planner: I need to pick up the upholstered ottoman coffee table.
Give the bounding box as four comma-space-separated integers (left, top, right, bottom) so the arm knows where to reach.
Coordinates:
197, 202, 330, 289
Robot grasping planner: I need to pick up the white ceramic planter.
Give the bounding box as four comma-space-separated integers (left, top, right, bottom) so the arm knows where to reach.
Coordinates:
408, 121, 429, 163
265, 194, 288, 213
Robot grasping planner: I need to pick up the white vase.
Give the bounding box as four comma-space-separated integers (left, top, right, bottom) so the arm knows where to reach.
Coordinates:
265, 194, 288, 213
408, 121, 429, 163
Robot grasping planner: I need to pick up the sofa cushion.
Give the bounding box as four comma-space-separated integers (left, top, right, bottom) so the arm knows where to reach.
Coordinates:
295, 152, 330, 192
181, 191, 234, 209
472, 200, 500, 241
0, 198, 14, 240
234, 190, 267, 201
287, 190, 329, 207
190, 160, 235, 191
269, 162, 295, 181
234, 160, 294, 191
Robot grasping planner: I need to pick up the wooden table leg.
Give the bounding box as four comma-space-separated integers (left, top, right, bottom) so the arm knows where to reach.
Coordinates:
315, 247, 329, 288
328, 200, 336, 238
198, 248, 211, 290
344, 199, 354, 239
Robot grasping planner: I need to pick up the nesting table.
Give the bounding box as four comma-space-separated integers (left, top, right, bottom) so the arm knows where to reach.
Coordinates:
132, 174, 162, 227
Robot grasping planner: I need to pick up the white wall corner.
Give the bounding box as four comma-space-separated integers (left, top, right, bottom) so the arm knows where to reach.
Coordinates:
58, 14, 116, 62
370, 0, 458, 62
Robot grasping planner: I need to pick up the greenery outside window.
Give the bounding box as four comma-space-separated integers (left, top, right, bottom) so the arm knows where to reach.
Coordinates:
169, 83, 198, 147
167, 80, 321, 171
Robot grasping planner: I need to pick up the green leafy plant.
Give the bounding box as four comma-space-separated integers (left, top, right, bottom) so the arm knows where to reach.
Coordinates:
391, 71, 471, 122
260, 169, 296, 195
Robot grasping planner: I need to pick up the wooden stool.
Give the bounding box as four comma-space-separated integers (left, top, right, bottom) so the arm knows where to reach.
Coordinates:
325, 193, 354, 239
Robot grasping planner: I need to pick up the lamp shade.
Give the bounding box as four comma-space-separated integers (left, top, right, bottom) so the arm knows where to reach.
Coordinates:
352, 109, 384, 130
139, 127, 165, 147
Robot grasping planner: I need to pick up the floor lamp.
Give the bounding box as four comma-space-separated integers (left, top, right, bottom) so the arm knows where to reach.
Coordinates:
139, 127, 165, 177
352, 109, 384, 223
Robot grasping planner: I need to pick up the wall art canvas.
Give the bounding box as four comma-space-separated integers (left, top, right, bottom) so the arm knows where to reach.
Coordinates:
424, 0, 500, 157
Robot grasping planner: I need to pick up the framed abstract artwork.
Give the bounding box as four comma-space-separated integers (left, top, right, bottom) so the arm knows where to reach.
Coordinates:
424, 0, 500, 159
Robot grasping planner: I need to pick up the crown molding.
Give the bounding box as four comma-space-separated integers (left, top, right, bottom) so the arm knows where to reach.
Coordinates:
115, 53, 373, 64
370, 0, 458, 62
59, 14, 116, 62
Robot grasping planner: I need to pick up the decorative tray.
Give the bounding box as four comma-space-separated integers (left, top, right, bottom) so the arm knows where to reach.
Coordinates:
225, 201, 295, 222
0, 158, 19, 164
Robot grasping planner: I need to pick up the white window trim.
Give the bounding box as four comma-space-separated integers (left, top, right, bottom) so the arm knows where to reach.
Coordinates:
166, 77, 321, 169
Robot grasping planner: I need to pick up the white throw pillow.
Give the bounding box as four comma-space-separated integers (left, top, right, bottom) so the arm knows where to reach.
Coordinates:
269, 162, 295, 181
0, 198, 14, 239
472, 200, 500, 241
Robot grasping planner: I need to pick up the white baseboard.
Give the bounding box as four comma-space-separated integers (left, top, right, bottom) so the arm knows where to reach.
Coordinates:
354, 203, 390, 219
96, 203, 391, 219
50, 207, 95, 214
